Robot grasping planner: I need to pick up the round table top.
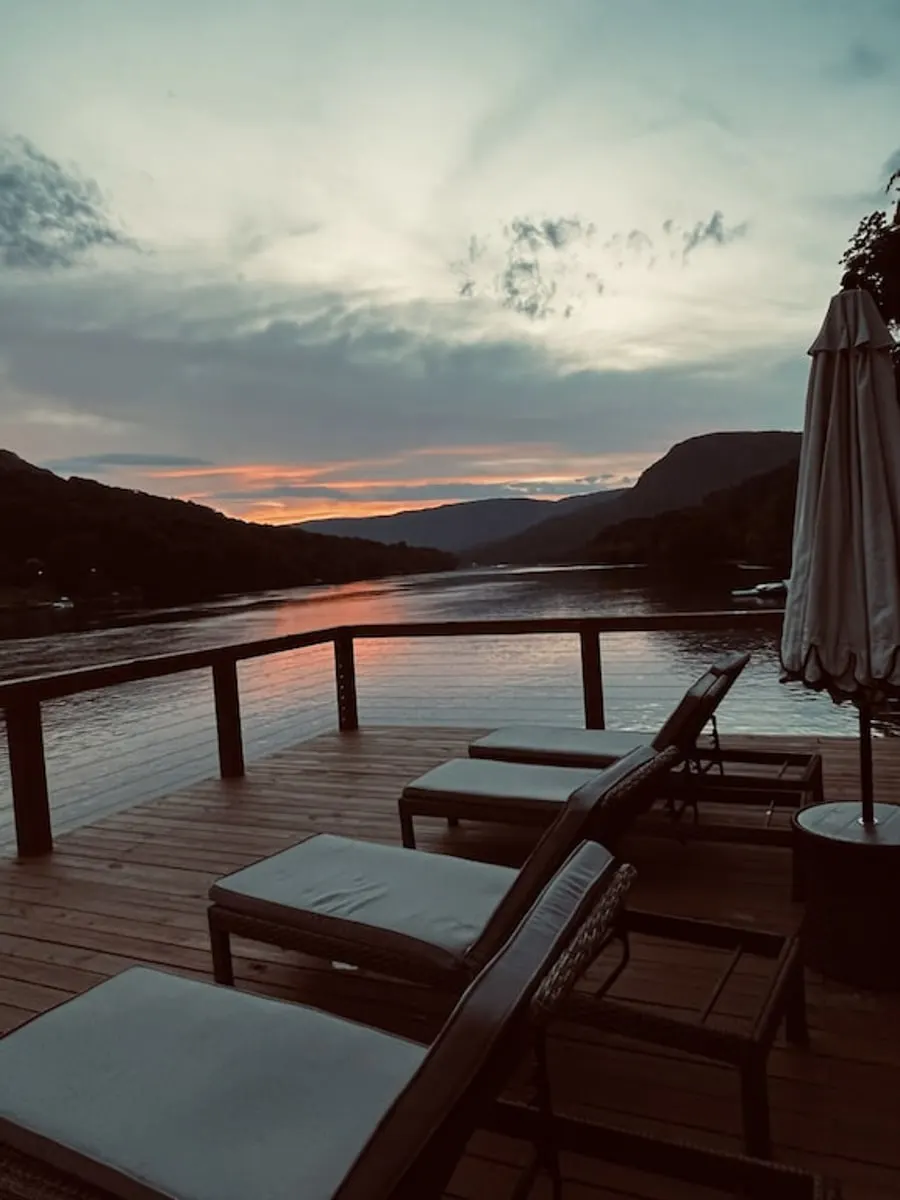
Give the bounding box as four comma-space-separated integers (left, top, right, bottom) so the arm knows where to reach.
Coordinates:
795, 801, 900, 846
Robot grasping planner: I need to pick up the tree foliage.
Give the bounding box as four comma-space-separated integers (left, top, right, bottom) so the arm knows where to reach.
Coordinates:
840, 169, 900, 373
582, 460, 799, 576
0, 453, 456, 606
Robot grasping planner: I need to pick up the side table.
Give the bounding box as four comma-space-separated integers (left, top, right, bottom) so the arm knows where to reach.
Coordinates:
792, 802, 900, 991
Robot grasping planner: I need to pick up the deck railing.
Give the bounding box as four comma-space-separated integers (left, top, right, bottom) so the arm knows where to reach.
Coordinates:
0, 610, 784, 857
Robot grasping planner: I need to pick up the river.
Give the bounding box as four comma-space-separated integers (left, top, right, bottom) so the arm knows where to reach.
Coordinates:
0, 565, 867, 844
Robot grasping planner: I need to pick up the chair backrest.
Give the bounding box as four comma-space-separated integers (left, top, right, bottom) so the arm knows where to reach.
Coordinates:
650, 651, 750, 753
471, 743, 676, 968
336, 840, 634, 1200
582, 742, 682, 846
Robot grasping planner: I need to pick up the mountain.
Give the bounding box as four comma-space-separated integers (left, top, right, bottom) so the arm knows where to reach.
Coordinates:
298, 489, 626, 554
581, 458, 800, 573
0, 451, 455, 607
469, 431, 802, 565
0, 449, 55, 477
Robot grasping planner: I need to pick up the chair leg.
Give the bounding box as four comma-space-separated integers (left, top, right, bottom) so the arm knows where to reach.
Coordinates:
533, 1032, 563, 1200
784, 962, 809, 1047
399, 808, 417, 849
740, 1056, 773, 1160
209, 914, 235, 986
593, 928, 630, 998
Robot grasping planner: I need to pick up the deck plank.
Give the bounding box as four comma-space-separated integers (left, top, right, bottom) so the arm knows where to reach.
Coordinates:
0, 725, 898, 1199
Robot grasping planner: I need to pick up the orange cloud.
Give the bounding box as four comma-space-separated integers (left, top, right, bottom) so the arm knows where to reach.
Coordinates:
145, 442, 600, 483
125, 444, 657, 524
238, 497, 458, 524
146, 459, 391, 483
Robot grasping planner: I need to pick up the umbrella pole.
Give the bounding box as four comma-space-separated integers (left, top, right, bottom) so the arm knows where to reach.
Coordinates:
858, 701, 876, 826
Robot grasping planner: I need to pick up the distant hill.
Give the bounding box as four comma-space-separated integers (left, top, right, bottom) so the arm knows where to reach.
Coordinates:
0, 449, 55, 478
0, 451, 455, 607
298, 490, 626, 554
582, 458, 800, 573
469, 431, 802, 564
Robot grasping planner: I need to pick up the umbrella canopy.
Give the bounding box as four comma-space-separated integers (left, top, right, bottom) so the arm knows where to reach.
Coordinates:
781, 287, 900, 821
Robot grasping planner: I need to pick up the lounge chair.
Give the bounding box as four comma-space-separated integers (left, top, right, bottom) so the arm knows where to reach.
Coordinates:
466, 650, 824, 845
397, 656, 745, 852
0, 841, 628, 1200
400, 651, 821, 869
469, 650, 751, 770
208, 746, 668, 990
207, 745, 807, 1158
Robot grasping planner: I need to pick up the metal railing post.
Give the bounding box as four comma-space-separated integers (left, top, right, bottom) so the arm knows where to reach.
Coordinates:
5, 697, 53, 856
334, 631, 359, 731
212, 659, 245, 779
579, 625, 606, 730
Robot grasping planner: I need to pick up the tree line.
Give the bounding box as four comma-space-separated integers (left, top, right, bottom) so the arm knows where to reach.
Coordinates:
0, 456, 455, 607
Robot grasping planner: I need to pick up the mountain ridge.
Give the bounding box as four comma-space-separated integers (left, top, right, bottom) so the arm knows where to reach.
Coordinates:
469, 431, 802, 564
583, 458, 801, 574
0, 450, 455, 607
298, 489, 626, 553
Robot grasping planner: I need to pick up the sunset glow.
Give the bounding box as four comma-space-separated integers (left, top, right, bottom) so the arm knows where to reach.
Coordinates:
2, 0, 898, 521
138, 447, 655, 523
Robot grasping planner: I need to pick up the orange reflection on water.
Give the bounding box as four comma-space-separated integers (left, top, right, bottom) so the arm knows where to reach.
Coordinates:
236, 578, 418, 703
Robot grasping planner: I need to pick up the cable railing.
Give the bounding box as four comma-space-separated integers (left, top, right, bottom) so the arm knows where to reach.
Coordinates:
41, 671, 219, 836
355, 633, 586, 727
0, 610, 801, 858
351, 626, 862, 735
0, 642, 341, 851
237, 644, 338, 758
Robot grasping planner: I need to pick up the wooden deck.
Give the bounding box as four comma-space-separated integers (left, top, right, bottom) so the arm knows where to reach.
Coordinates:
1, 727, 899, 1198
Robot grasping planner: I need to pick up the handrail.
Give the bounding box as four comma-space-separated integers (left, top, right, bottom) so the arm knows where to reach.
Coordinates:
0, 610, 783, 704
0, 608, 785, 858
349, 610, 784, 640
0, 626, 343, 705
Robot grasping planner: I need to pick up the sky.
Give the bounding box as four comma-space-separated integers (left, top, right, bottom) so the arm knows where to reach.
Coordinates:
1, 0, 899, 524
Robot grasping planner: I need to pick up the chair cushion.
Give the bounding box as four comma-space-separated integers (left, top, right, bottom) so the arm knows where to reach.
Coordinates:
0, 967, 426, 1200
469, 725, 649, 768
403, 757, 597, 807
210, 834, 518, 974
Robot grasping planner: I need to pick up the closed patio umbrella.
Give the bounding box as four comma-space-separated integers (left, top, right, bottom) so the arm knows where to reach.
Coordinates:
781, 285, 900, 825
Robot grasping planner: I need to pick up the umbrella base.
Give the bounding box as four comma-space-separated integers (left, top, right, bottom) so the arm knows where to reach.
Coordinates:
793, 802, 900, 991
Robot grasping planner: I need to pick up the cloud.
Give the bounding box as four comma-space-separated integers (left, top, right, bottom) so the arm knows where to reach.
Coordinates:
681, 211, 749, 258
43, 452, 214, 474
830, 42, 892, 83
453, 214, 597, 320
510, 217, 593, 252
0, 136, 137, 270
21, 408, 131, 433
209, 478, 610, 505
455, 208, 749, 321
0, 259, 809, 487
